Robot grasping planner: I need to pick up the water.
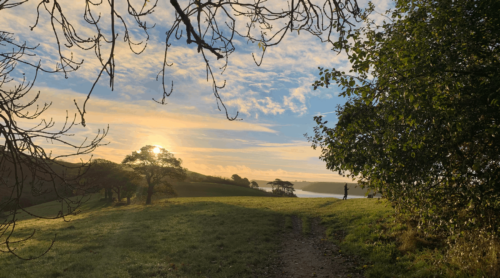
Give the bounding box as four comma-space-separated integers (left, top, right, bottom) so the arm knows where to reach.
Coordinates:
259, 187, 365, 199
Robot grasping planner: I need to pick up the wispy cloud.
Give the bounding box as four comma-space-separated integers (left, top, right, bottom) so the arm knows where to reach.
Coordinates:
2, 0, 390, 183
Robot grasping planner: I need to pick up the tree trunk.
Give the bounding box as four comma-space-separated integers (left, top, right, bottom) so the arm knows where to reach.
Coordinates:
107, 189, 113, 201
127, 196, 131, 205
146, 184, 154, 205
117, 189, 121, 202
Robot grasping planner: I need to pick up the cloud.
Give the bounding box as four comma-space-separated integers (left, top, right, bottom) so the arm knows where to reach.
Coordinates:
186, 163, 354, 183
34, 87, 277, 133
2, 0, 390, 185
314, 111, 336, 117
226, 96, 285, 116
284, 86, 309, 115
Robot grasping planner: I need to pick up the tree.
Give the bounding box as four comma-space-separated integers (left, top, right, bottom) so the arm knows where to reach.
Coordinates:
231, 174, 250, 187
83, 159, 142, 203
122, 145, 186, 205
2, 0, 365, 124
241, 178, 250, 187
0, 31, 107, 259
231, 174, 243, 184
267, 179, 295, 197
308, 0, 500, 269
250, 181, 259, 188
114, 169, 142, 204
82, 159, 119, 201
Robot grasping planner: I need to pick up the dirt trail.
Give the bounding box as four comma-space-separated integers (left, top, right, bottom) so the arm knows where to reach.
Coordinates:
271, 216, 364, 278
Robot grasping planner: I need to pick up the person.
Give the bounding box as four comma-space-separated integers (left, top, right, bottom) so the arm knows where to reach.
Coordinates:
342, 183, 349, 200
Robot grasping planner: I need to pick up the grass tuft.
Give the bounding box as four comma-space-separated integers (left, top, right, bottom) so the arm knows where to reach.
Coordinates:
301, 216, 311, 236
284, 216, 293, 229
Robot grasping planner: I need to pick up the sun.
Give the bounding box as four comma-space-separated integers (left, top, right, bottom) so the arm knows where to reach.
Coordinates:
153, 146, 161, 154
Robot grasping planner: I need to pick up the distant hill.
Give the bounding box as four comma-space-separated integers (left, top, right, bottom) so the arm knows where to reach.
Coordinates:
185, 170, 208, 181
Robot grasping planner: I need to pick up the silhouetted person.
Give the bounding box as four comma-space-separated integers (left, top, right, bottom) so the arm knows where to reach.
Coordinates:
342, 183, 349, 200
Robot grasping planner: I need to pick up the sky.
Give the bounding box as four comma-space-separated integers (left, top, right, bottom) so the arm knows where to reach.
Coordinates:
1, 0, 392, 182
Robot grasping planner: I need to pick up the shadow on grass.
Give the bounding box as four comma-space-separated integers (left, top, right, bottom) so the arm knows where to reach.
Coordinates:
1, 199, 283, 278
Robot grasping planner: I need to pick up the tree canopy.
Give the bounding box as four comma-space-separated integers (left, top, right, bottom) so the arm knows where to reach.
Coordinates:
267, 179, 295, 197
83, 159, 142, 204
122, 145, 186, 204
231, 174, 251, 187
308, 0, 500, 259
250, 181, 259, 188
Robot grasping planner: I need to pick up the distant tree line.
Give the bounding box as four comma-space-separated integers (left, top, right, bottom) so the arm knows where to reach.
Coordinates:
81, 159, 143, 205
189, 173, 259, 189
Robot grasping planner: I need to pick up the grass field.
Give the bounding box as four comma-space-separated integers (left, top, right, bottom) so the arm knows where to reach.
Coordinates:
1, 194, 470, 278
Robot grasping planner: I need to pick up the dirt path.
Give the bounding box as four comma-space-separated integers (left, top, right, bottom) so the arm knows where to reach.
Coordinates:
270, 216, 364, 278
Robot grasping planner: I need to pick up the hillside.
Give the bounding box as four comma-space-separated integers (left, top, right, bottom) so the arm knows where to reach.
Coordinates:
171, 181, 272, 197
0, 157, 82, 210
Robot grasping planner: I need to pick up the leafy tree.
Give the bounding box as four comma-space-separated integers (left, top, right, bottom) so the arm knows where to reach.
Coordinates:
118, 170, 142, 205
250, 181, 259, 188
231, 174, 251, 187
231, 174, 243, 184
81, 159, 141, 203
267, 179, 295, 197
83, 159, 120, 201
308, 0, 500, 268
241, 178, 250, 187
122, 145, 186, 205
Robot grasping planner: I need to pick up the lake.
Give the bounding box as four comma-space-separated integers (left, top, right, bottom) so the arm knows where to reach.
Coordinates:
259, 187, 365, 199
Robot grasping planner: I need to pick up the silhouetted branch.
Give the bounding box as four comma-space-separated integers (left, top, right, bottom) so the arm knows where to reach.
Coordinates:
19, 0, 362, 123
0, 30, 107, 259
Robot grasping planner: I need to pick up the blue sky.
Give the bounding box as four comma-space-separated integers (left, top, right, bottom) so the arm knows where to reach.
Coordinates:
1, 0, 392, 182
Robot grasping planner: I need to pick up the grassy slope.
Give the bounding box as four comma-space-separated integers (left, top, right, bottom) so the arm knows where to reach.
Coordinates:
171, 182, 271, 197
1, 196, 458, 278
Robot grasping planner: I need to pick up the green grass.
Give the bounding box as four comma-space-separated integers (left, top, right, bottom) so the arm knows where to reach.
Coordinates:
0, 195, 471, 277
301, 216, 311, 235
171, 181, 271, 197
2, 196, 282, 278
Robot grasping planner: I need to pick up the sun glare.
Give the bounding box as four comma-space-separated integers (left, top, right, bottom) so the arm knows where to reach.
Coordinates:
153, 146, 161, 154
